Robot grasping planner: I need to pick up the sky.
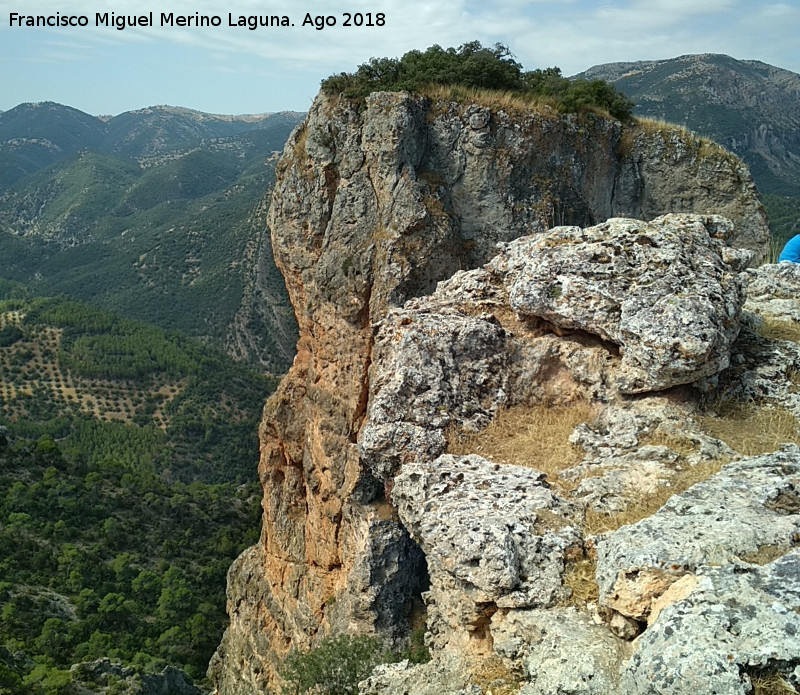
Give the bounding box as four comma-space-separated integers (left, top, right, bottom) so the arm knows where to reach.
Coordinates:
1, 0, 799, 116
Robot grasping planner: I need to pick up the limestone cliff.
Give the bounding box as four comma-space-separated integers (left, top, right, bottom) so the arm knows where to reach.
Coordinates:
209, 91, 772, 694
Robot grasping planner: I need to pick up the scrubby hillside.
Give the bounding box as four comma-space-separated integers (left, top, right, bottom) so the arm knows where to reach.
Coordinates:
0, 429, 261, 692
0, 104, 303, 371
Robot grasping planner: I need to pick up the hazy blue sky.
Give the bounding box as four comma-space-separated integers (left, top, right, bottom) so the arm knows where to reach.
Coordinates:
1, 0, 799, 116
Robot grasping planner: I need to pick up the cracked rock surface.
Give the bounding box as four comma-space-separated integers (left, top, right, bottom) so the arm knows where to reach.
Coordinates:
595, 446, 800, 622
620, 551, 800, 695
488, 214, 745, 393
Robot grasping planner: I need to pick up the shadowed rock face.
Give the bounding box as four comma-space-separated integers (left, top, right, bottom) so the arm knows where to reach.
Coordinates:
209, 91, 770, 694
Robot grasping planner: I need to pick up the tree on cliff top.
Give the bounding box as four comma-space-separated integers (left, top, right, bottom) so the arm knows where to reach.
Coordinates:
321, 41, 634, 121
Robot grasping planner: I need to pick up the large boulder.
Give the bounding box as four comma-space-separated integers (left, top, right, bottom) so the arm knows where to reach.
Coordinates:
492, 608, 630, 695
488, 214, 746, 393
359, 311, 510, 480
620, 551, 800, 695
392, 454, 580, 650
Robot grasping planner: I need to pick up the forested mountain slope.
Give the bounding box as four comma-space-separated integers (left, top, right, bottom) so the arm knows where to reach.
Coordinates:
0, 288, 275, 692
0, 104, 303, 372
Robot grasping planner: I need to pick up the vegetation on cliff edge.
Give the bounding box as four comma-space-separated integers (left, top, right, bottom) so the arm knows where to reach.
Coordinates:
321, 41, 634, 121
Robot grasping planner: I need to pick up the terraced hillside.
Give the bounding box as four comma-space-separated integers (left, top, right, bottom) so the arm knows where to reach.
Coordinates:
0, 293, 275, 483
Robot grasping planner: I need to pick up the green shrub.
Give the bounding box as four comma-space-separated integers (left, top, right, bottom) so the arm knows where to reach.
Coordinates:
395, 626, 430, 665
280, 635, 384, 695
0, 325, 23, 348
321, 41, 634, 121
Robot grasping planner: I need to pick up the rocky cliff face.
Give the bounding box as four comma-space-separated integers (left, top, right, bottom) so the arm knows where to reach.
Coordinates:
209, 91, 776, 694
579, 54, 800, 198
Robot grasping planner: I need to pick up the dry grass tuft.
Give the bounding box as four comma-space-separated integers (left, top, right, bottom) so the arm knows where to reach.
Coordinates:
768, 237, 785, 265
291, 125, 315, 181
757, 318, 800, 344
748, 669, 798, 695
447, 401, 595, 484
292, 125, 308, 160
470, 655, 521, 695
561, 556, 599, 609
639, 428, 700, 459
698, 400, 800, 456
635, 116, 691, 136
739, 544, 790, 566
583, 459, 725, 535
422, 84, 558, 116
584, 398, 800, 536
632, 117, 739, 166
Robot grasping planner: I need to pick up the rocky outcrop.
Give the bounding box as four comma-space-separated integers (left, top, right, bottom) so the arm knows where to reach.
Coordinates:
618, 127, 770, 259
69, 659, 201, 695
360, 657, 479, 695
744, 261, 800, 322
489, 214, 747, 393
493, 608, 631, 695
620, 551, 800, 695
360, 215, 747, 490
210, 89, 774, 695
392, 454, 580, 652
595, 446, 800, 622
704, 262, 800, 415
580, 54, 800, 199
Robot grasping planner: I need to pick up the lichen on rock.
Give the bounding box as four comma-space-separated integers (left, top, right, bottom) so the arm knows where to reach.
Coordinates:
595, 446, 800, 623
620, 550, 800, 695
489, 214, 746, 393
392, 454, 580, 650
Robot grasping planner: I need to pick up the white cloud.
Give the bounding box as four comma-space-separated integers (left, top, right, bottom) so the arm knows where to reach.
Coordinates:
1, 0, 797, 113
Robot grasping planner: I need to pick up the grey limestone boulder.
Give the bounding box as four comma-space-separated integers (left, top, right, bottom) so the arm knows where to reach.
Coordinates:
69, 659, 201, 695
707, 263, 800, 417
595, 446, 800, 622
488, 214, 745, 393
492, 608, 630, 695
392, 454, 580, 651
744, 261, 800, 322
707, 324, 800, 418
393, 454, 579, 609
359, 657, 480, 695
620, 551, 800, 695
359, 310, 509, 480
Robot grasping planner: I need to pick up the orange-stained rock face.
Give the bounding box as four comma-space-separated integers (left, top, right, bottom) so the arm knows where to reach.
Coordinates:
208, 91, 770, 695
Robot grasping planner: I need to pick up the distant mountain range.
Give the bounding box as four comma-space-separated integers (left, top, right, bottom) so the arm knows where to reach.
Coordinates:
0, 102, 303, 187
578, 54, 800, 242
0, 103, 304, 372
